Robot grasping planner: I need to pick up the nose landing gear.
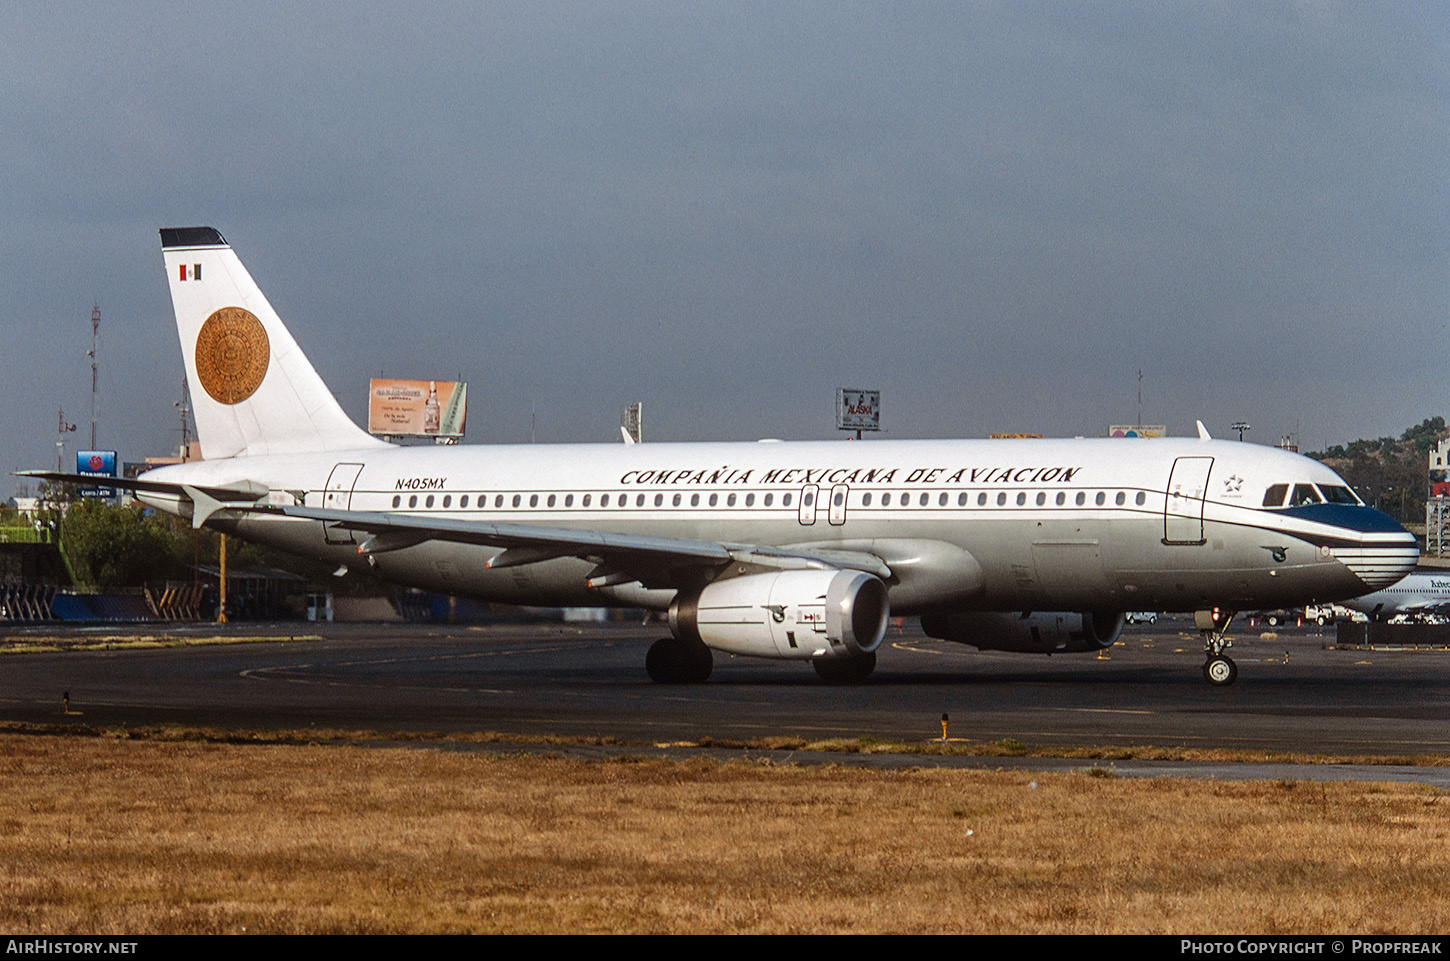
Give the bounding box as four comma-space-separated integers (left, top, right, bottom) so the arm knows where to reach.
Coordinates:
1195, 608, 1238, 686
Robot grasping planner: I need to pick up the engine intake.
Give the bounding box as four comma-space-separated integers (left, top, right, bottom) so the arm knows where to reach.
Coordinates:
671, 569, 889, 660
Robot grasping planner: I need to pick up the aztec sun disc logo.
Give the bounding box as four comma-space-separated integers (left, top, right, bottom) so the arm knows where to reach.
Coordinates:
194, 306, 270, 404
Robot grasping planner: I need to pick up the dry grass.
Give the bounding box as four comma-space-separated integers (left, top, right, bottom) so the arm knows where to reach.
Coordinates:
0, 634, 322, 654
2, 733, 1449, 933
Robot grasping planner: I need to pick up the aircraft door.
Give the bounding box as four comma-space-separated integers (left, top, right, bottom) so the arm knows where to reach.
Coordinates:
828, 484, 849, 525
322, 462, 364, 545
798, 485, 819, 526
1164, 456, 1213, 545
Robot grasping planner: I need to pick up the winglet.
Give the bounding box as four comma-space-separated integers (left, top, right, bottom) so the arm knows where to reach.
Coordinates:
1196, 420, 1212, 441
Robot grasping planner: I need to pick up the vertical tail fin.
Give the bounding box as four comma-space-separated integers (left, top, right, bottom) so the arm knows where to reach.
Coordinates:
160, 227, 386, 459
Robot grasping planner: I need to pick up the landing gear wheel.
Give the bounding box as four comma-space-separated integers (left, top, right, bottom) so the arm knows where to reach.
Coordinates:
812, 650, 877, 684
1203, 656, 1238, 687
1196, 608, 1238, 687
645, 637, 713, 684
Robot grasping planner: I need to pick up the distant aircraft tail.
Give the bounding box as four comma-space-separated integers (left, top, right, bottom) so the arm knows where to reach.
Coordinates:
160, 227, 387, 459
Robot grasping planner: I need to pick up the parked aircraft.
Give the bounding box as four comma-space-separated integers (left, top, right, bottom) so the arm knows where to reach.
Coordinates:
25, 228, 1419, 686
1344, 571, 1450, 621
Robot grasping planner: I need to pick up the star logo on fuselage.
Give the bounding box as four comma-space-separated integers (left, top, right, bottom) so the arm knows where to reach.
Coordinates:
1223, 474, 1244, 493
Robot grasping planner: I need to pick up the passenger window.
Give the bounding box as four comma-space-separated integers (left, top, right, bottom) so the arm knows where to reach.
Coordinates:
958, 493, 967, 506
426, 495, 435, 508
1115, 492, 1125, 506
918, 492, 927, 506
764, 493, 774, 506
728, 493, 737, 507
582, 494, 591, 507
460, 495, 469, 508
409, 495, 418, 508
1075, 492, 1085, 506
939, 492, 948, 507
601, 494, 610, 507
746, 493, 755, 506
495, 494, 504, 508
709, 493, 718, 507
691, 493, 700, 507
565, 494, 573, 507
863, 492, 873, 506
652, 494, 662, 507
443, 495, 451, 508
672, 493, 681, 507
636, 494, 645, 507
804, 492, 814, 507
1135, 492, 1146, 506
883, 493, 892, 506
1095, 492, 1105, 506
1056, 492, 1065, 506
997, 492, 1007, 506
978, 493, 987, 506
392, 495, 401, 508
1016, 492, 1026, 506
547, 494, 556, 508
1262, 484, 1289, 508
1036, 492, 1046, 506
783, 493, 792, 507
528, 494, 537, 507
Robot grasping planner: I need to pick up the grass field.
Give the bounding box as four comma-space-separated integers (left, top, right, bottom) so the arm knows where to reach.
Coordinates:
2, 730, 1448, 934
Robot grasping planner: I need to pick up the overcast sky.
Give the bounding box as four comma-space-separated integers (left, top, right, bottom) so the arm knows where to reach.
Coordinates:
2, 2, 1445, 494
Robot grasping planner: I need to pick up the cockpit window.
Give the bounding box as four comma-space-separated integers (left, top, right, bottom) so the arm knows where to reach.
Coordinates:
1289, 484, 1322, 506
1262, 484, 1288, 508
1317, 485, 1362, 506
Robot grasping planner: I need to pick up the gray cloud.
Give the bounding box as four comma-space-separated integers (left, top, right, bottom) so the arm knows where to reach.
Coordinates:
2, 1, 1445, 491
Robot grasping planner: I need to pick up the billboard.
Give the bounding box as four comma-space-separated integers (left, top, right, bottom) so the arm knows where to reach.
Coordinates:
837, 389, 881, 433
1109, 425, 1166, 438
368, 380, 467, 437
76, 449, 117, 499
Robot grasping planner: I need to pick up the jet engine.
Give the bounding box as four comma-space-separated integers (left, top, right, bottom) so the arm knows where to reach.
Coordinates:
670, 569, 889, 660
919, 610, 1124, 654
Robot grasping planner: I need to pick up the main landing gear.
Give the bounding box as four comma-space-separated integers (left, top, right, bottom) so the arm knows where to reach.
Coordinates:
1195, 608, 1238, 687
645, 636, 713, 684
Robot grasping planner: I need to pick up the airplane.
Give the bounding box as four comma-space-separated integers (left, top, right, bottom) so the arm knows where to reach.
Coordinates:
24, 227, 1419, 687
1343, 570, 1450, 621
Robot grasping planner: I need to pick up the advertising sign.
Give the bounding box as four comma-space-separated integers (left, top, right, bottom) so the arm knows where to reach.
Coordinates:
837, 389, 881, 433
1108, 425, 1166, 438
368, 380, 467, 437
76, 449, 117, 499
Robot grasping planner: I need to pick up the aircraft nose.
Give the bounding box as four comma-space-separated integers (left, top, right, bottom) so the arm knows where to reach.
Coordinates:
1332, 507, 1419, 591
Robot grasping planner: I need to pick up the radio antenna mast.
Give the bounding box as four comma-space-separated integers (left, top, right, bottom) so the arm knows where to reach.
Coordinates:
88, 304, 100, 448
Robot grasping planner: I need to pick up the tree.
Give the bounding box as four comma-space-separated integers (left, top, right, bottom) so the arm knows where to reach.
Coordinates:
59, 499, 188, 589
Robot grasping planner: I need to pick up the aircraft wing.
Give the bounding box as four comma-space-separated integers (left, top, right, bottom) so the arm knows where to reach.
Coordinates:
275, 505, 894, 589
16, 470, 268, 501
16, 471, 893, 587
17, 470, 274, 529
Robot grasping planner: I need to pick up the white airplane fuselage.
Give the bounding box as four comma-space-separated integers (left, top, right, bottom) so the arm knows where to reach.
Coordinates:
140, 434, 1411, 616
1344, 571, 1450, 620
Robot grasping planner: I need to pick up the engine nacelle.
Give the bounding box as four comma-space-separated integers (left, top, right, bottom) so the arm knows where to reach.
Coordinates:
919, 610, 1124, 654
671, 569, 889, 661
